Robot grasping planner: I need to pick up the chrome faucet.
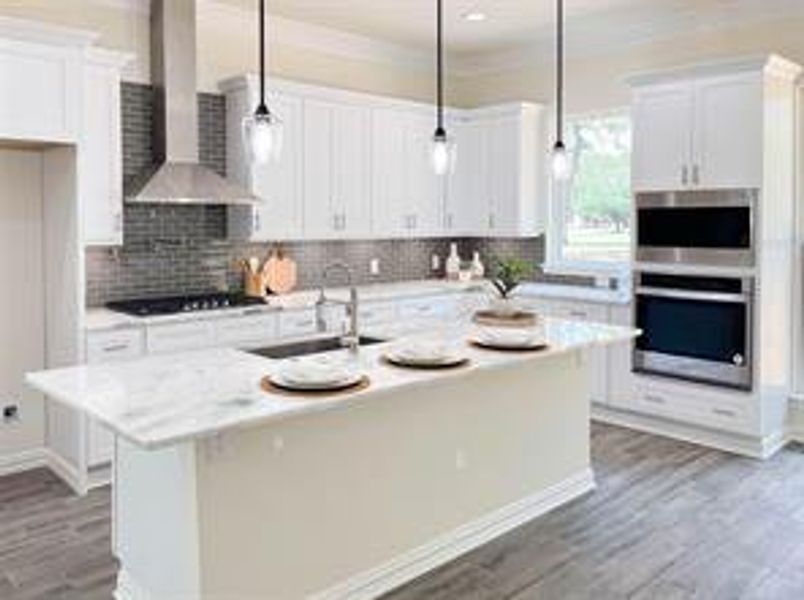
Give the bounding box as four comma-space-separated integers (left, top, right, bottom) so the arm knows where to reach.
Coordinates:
316, 262, 359, 350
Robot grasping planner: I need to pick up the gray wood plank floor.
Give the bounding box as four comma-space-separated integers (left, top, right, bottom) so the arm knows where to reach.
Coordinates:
2, 424, 804, 599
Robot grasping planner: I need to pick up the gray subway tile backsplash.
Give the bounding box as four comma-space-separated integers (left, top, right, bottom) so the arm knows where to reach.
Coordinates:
85, 83, 544, 307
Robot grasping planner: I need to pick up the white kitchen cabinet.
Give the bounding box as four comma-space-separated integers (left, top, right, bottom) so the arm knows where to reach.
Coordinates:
85, 327, 145, 467
632, 82, 694, 192
693, 74, 763, 189
456, 104, 546, 237
146, 321, 216, 354
631, 69, 764, 192
370, 107, 409, 237
303, 99, 371, 239
214, 312, 279, 349
607, 304, 635, 409
445, 118, 486, 235
0, 31, 86, 144
403, 112, 444, 237
81, 49, 130, 246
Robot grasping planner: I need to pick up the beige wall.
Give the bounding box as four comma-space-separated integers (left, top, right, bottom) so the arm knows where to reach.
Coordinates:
458, 16, 804, 112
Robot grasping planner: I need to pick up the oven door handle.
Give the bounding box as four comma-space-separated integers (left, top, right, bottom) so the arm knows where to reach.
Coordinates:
636, 287, 750, 304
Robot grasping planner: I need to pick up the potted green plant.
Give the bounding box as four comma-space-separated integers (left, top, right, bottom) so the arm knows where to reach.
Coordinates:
490, 257, 534, 315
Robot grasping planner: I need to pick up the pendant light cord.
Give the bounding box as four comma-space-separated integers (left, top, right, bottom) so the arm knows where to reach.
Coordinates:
436, 0, 444, 132
555, 0, 564, 143
258, 0, 267, 111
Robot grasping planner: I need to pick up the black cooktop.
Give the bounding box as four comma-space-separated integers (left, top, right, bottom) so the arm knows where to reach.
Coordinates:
106, 293, 266, 317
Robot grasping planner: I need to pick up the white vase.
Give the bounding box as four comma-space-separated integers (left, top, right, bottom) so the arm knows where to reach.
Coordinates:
490, 297, 519, 316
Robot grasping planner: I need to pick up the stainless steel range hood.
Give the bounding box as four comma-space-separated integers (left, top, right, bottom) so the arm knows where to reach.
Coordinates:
128, 0, 258, 205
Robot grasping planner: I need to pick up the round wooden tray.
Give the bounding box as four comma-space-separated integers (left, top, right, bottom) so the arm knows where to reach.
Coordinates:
469, 339, 549, 353
472, 310, 540, 328
260, 374, 370, 397
382, 355, 471, 370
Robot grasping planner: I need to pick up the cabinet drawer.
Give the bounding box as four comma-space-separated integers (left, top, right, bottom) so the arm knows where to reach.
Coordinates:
215, 313, 279, 349
633, 381, 753, 434
146, 321, 215, 354
86, 328, 144, 364
358, 302, 396, 327
552, 301, 608, 323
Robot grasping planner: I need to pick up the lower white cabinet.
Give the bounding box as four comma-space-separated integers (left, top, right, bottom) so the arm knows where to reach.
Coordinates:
215, 312, 279, 349
146, 320, 216, 355
85, 327, 145, 467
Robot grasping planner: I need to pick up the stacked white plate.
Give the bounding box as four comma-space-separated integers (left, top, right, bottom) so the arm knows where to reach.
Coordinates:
271, 359, 364, 391
384, 341, 468, 368
470, 328, 548, 351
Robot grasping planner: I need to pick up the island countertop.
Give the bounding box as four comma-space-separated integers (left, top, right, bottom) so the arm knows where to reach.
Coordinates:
26, 319, 638, 450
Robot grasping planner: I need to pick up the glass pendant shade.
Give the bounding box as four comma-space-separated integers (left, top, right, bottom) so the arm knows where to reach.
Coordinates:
551, 140, 570, 181
243, 106, 283, 165
431, 129, 457, 176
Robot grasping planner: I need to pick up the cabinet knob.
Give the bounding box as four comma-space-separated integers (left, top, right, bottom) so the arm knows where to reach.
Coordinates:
681, 166, 689, 186
254, 211, 262, 231
692, 165, 701, 186
114, 212, 123, 232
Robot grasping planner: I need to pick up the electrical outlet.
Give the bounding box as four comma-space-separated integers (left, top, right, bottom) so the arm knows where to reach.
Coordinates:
370, 258, 380, 276
3, 404, 19, 423
431, 254, 441, 271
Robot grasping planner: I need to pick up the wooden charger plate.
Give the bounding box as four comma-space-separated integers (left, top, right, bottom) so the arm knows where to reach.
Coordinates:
260, 374, 370, 397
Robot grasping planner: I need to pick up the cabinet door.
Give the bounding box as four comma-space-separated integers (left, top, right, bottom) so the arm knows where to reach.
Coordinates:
553, 301, 609, 404
488, 115, 520, 234
332, 104, 371, 237
303, 100, 335, 238
607, 304, 635, 409
405, 112, 443, 237
693, 74, 763, 189
82, 61, 123, 245
371, 108, 408, 237
632, 83, 694, 192
250, 94, 303, 241
446, 119, 486, 235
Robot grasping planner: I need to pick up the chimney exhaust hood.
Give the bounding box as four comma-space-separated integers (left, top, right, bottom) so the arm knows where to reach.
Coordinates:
128, 0, 258, 205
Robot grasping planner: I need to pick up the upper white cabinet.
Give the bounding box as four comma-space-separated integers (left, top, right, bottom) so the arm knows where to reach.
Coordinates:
0, 27, 88, 144
452, 104, 546, 237
81, 49, 130, 246
631, 64, 771, 192
303, 99, 371, 239
222, 76, 547, 240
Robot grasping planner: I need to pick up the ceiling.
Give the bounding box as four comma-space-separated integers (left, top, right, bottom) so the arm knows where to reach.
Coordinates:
218, 0, 804, 56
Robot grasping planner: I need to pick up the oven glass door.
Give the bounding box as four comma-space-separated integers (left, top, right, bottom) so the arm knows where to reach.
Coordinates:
636, 295, 747, 365
637, 206, 751, 250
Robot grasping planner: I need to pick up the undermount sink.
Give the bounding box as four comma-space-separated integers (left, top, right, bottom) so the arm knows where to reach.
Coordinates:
247, 336, 386, 360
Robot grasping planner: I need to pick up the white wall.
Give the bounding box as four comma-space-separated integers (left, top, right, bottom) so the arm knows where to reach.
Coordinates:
0, 149, 46, 462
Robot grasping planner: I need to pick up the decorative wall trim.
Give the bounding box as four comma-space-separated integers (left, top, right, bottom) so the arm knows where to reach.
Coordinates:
592, 404, 787, 459
312, 469, 595, 600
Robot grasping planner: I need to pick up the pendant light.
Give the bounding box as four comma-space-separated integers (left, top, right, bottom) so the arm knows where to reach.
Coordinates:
551, 0, 570, 180
243, 0, 283, 164
431, 0, 456, 176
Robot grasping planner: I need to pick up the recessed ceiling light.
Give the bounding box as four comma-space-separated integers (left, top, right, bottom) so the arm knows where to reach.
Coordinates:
463, 11, 487, 23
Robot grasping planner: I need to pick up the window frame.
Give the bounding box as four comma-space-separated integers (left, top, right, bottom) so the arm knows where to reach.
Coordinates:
544, 107, 633, 278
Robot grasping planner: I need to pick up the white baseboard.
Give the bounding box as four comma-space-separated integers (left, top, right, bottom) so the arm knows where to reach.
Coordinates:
788, 395, 804, 444
312, 468, 595, 600
114, 469, 594, 600
0, 447, 49, 477
592, 405, 784, 459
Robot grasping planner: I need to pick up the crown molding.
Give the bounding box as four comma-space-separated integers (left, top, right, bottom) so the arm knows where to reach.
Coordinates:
0, 15, 99, 47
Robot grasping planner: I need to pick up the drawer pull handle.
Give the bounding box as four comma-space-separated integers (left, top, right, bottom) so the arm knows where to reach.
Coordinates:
569, 311, 587, 319
712, 408, 737, 418
102, 343, 130, 352
644, 394, 666, 405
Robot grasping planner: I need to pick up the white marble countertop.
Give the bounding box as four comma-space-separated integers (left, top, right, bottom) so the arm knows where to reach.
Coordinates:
84, 278, 631, 332
84, 279, 492, 331
28, 318, 638, 450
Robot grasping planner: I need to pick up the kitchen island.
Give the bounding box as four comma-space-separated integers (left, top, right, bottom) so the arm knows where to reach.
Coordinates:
27, 319, 636, 600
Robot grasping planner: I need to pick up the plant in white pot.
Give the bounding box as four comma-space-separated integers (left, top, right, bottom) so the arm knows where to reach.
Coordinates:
490, 258, 533, 316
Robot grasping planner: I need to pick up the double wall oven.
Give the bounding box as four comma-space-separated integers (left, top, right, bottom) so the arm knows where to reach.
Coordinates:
633, 190, 756, 390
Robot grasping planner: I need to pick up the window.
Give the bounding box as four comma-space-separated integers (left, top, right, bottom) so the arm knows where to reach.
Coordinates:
548, 111, 632, 272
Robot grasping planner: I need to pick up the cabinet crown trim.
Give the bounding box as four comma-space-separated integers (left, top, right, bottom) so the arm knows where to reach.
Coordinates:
627, 54, 802, 88
0, 16, 99, 48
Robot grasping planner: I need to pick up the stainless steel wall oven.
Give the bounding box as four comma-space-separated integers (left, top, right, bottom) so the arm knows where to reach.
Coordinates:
633, 272, 753, 390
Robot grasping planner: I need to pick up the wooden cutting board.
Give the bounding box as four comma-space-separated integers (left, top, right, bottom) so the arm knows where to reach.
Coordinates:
263, 246, 297, 295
